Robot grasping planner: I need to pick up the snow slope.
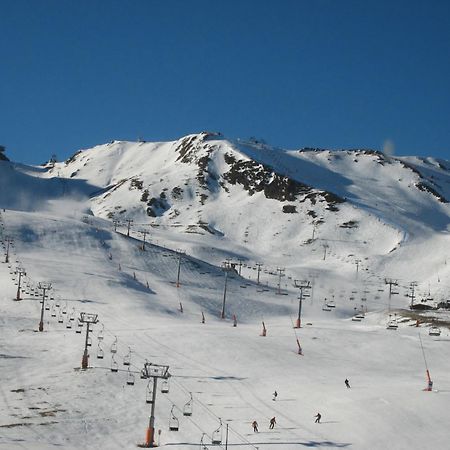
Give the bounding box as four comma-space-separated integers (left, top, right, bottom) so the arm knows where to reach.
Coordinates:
1, 137, 450, 449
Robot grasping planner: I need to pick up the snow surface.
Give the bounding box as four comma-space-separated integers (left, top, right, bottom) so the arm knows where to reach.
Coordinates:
1, 137, 450, 449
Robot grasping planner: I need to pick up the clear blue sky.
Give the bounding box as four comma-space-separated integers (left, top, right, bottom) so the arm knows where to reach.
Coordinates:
1, 0, 449, 164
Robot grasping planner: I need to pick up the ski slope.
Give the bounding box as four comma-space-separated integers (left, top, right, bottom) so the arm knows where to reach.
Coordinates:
1, 139, 450, 449
1, 206, 450, 450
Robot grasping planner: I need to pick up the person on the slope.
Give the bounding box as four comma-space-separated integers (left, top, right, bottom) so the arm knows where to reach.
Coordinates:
252, 420, 258, 432
314, 412, 321, 423
272, 390, 278, 401
269, 417, 276, 429
345, 378, 351, 388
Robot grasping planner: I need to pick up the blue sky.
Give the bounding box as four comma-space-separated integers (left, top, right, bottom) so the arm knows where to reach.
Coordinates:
1, 0, 449, 164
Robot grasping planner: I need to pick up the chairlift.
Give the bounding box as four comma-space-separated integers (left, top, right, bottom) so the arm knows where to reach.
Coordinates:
97, 323, 104, 341
351, 316, 362, 322
76, 319, 82, 333
69, 308, 76, 321
161, 379, 170, 394
355, 312, 365, 319
58, 310, 64, 323
322, 300, 332, 311
111, 336, 118, 353
326, 300, 336, 308
51, 305, 56, 317
146, 380, 153, 403
169, 406, 179, 431
429, 326, 441, 336
66, 318, 72, 329
126, 367, 135, 386
183, 393, 193, 416
386, 315, 398, 330
110, 355, 118, 372
200, 433, 209, 450
87, 336, 92, 347
97, 343, 104, 359
123, 347, 131, 366
361, 297, 367, 302
211, 419, 223, 445
62, 303, 67, 315
55, 299, 60, 308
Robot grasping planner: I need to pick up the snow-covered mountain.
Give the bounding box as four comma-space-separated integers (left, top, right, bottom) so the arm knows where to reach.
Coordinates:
23, 132, 450, 287
1, 135, 450, 450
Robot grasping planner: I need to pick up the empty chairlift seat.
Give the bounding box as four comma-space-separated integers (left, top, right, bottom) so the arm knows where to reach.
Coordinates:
123, 347, 131, 366
126, 368, 135, 386
161, 379, 170, 394
110, 355, 119, 373
429, 326, 441, 336
183, 393, 193, 416
211, 419, 223, 445
169, 406, 179, 431
97, 343, 104, 359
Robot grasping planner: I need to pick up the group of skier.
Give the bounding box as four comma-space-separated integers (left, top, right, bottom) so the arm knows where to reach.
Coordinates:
252, 381, 351, 432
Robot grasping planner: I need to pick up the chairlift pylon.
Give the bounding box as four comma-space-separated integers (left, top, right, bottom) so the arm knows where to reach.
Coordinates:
146, 380, 153, 403
169, 406, 179, 431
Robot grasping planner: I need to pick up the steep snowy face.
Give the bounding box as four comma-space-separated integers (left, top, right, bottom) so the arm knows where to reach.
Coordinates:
2, 133, 450, 270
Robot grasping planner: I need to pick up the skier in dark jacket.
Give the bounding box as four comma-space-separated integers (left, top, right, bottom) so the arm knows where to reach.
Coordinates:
314, 412, 321, 423
345, 378, 351, 388
252, 420, 258, 432
272, 390, 278, 401
269, 417, 276, 429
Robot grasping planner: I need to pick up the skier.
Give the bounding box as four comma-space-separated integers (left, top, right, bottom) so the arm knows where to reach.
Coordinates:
314, 412, 321, 423
345, 378, 351, 388
272, 390, 278, 401
252, 420, 259, 432
269, 417, 276, 429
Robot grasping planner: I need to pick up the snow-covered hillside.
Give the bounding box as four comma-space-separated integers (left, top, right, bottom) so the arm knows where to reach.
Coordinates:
1, 136, 450, 449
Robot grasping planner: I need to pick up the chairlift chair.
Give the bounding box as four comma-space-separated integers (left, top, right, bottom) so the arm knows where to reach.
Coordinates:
51, 305, 56, 317
326, 300, 336, 308
183, 393, 193, 416
66, 318, 72, 329
87, 336, 92, 347
351, 316, 362, 322
123, 347, 131, 366
126, 368, 135, 386
97, 324, 104, 341
322, 300, 332, 311
429, 326, 441, 336
97, 343, 104, 359
386, 320, 398, 330
211, 419, 223, 445
169, 406, 179, 431
161, 379, 170, 394
69, 308, 75, 321
58, 310, 64, 323
62, 303, 67, 315
110, 336, 118, 353
111, 355, 118, 372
